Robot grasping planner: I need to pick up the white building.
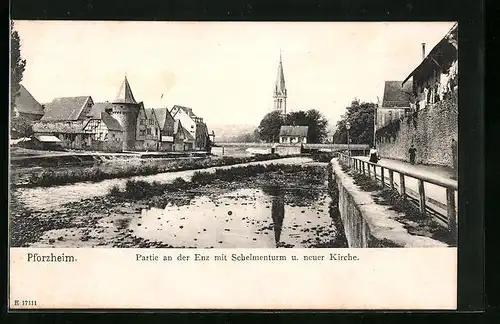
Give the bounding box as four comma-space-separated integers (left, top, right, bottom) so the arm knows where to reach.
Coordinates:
279, 126, 308, 144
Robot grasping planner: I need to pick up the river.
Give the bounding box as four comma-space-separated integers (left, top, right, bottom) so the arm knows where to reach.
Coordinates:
14, 157, 314, 212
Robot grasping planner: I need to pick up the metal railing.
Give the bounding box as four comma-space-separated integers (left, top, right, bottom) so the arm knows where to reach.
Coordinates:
337, 153, 458, 236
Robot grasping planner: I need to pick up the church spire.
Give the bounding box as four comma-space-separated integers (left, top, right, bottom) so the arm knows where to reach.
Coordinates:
275, 52, 286, 96
273, 51, 287, 114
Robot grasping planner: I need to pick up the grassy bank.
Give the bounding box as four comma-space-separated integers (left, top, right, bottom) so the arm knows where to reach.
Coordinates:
311, 151, 338, 163
338, 160, 455, 246
16, 154, 288, 188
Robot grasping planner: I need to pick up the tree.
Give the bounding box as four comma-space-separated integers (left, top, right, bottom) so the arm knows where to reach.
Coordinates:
11, 22, 26, 117
285, 109, 328, 143
11, 118, 34, 139
305, 109, 328, 143
257, 111, 284, 142
10, 22, 32, 139
333, 99, 376, 145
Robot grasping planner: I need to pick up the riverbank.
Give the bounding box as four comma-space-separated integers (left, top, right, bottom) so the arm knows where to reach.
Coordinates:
10, 162, 347, 248
11, 153, 291, 188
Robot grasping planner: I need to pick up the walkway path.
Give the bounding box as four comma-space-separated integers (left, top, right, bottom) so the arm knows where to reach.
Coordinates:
357, 156, 456, 181
355, 157, 458, 219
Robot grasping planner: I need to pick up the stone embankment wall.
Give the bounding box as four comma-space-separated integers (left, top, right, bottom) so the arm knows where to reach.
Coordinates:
328, 158, 447, 248
377, 93, 458, 168
276, 145, 301, 156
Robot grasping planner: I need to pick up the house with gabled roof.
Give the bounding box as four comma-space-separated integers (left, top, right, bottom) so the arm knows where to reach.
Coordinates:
402, 23, 458, 110
153, 107, 176, 151
33, 119, 91, 150
82, 111, 123, 152
173, 119, 194, 151
41, 96, 94, 121
135, 101, 148, 145
13, 84, 45, 121
170, 104, 209, 150
142, 108, 161, 151
279, 125, 308, 144
170, 105, 197, 139
86, 101, 113, 118
36, 94, 126, 151
376, 80, 413, 130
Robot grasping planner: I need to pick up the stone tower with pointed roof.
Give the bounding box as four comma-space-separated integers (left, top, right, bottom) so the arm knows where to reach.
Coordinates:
273, 52, 287, 114
111, 76, 141, 151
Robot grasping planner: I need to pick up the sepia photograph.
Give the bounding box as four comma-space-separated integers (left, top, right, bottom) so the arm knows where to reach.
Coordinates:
9, 21, 458, 252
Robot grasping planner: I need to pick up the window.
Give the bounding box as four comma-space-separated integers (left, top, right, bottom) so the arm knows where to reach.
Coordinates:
147, 129, 151, 135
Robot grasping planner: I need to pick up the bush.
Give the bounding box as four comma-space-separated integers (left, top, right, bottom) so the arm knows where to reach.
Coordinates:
311, 151, 336, 163
109, 185, 122, 197
122, 180, 166, 199
191, 171, 216, 185
171, 177, 187, 187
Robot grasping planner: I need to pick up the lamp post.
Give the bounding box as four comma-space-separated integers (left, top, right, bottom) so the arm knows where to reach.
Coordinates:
346, 121, 351, 158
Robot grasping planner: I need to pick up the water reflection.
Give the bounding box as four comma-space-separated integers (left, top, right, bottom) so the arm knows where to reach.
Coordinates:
123, 187, 341, 248
268, 187, 285, 246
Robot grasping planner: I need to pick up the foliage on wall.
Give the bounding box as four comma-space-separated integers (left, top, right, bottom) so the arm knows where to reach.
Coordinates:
375, 118, 400, 143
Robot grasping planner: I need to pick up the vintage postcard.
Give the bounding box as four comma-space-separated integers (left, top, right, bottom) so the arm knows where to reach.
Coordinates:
9, 21, 458, 310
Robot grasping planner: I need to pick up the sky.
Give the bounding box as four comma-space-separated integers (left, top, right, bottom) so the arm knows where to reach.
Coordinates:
13, 21, 455, 128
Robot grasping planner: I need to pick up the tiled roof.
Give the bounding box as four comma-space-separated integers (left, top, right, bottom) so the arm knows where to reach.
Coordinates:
137, 102, 146, 118
183, 125, 195, 141
14, 84, 44, 116
173, 120, 194, 142
173, 119, 182, 135
100, 112, 122, 131
279, 125, 308, 137
41, 96, 92, 121
87, 102, 113, 118
381, 81, 412, 108
144, 108, 158, 124
33, 120, 88, 134
171, 105, 197, 118
152, 107, 175, 129
114, 76, 137, 104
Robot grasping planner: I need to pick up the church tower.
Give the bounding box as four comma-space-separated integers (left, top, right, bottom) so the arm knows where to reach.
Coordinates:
273, 52, 287, 114
111, 76, 140, 151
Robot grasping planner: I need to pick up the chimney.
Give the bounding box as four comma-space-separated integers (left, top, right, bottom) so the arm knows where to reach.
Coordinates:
421, 43, 426, 60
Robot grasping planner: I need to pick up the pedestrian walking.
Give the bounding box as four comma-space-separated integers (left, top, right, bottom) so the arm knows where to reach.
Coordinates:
409, 144, 417, 165
369, 146, 380, 163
